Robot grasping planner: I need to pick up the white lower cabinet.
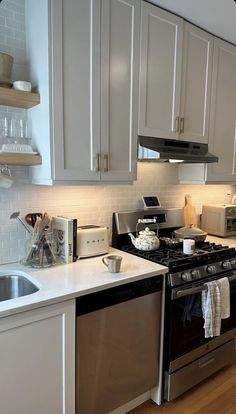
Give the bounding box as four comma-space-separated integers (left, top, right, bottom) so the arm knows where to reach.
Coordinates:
26, 0, 140, 185
0, 300, 75, 414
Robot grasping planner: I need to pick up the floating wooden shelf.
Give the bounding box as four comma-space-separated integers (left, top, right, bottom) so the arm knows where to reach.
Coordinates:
0, 153, 42, 166
0, 87, 40, 109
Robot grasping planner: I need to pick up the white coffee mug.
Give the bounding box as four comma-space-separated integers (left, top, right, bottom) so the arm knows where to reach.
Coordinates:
102, 255, 122, 273
0, 166, 14, 188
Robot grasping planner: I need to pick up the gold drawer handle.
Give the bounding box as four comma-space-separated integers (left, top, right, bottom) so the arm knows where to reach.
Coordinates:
95, 153, 100, 172
103, 154, 109, 172
174, 116, 180, 133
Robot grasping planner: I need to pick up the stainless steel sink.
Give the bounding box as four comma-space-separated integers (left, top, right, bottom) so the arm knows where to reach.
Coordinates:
0, 271, 40, 302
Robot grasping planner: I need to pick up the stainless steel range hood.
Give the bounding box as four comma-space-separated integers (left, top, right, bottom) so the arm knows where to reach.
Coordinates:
138, 136, 218, 164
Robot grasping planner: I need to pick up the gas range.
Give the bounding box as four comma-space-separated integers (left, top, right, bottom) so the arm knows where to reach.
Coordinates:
112, 207, 236, 286
122, 242, 236, 286
112, 207, 236, 402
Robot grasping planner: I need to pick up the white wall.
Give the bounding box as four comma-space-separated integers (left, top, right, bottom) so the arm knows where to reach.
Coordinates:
0, 1, 235, 265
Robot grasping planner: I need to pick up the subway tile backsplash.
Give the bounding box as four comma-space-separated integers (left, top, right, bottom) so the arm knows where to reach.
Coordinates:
0, 1, 235, 264
1, 163, 234, 264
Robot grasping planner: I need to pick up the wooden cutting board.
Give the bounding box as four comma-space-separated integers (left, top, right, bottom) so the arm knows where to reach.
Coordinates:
183, 194, 197, 226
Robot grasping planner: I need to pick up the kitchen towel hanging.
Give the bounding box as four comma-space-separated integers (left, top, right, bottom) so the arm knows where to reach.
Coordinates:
202, 278, 230, 338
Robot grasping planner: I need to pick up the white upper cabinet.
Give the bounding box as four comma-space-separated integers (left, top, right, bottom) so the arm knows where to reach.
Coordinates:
206, 38, 236, 182
139, 3, 213, 144
100, 0, 140, 182
26, 0, 140, 184
179, 38, 236, 184
139, 2, 183, 139
180, 23, 213, 144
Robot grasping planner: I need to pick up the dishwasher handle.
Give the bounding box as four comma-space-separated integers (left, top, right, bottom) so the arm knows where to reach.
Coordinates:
76, 274, 163, 316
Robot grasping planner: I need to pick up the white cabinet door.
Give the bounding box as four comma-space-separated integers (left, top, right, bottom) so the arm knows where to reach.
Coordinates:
179, 38, 236, 184
52, 0, 101, 181
206, 38, 236, 182
0, 300, 75, 414
139, 5, 213, 145
139, 1, 183, 139
101, 0, 140, 181
26, 0, 139, 184
180, 23, 213, 144
27, 0, 101, 183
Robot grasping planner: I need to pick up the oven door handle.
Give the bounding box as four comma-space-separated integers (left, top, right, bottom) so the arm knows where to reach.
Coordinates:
172, 273, 236, 300
172, 285, 204, 299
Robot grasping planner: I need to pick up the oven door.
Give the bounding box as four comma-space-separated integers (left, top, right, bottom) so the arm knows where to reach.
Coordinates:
167, 271, 236, 364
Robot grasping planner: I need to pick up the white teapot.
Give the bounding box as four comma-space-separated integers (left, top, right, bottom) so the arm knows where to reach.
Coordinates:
128, 226, 160, 251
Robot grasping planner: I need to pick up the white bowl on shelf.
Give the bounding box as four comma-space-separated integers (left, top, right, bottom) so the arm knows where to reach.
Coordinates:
13, 81, 32, 92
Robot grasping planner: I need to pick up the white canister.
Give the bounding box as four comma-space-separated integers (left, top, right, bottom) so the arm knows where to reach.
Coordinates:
183, 239, 195, 255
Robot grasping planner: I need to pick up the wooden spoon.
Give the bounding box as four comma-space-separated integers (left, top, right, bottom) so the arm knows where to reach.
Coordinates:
25, 213, 43, 228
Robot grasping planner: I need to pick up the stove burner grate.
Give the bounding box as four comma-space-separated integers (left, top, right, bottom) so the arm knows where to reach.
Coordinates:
122, 242, 236, 273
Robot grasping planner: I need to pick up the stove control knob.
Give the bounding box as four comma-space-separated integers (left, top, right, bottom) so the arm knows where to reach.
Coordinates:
181, 272, 191, 281
206, 265, 216, 274
222, 261, 231, 269
230, 259, 236, 267
191, 270, 201, 279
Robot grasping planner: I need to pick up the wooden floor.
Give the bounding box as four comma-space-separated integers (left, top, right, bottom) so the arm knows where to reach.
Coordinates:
129, 362, 236, 414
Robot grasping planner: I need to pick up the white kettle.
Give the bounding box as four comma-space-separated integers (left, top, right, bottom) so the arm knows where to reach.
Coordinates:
128, 219, 160, 251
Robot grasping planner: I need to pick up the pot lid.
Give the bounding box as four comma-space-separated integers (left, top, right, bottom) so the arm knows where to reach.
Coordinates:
175, 224, 206, 236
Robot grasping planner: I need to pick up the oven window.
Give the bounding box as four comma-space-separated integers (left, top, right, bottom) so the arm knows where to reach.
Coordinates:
168, 279, 236, 361
169, 293, 208, 360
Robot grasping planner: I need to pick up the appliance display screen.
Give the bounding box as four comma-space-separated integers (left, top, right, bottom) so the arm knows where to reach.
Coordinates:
143, 196, 160, 208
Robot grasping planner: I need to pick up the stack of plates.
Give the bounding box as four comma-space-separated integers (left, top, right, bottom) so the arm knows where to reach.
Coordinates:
0, 143, 36, 154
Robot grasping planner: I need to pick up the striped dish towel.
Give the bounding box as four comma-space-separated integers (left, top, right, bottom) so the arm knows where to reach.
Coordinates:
202, 281, 221, 338
202, 278, 230, 338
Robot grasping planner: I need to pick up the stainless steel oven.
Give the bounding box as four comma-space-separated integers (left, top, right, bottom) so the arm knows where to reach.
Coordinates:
112, 207, 236, 403
164, 271, 236, 401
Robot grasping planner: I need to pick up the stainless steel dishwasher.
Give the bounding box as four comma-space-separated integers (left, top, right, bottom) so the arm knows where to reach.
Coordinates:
76, 275, 163, 414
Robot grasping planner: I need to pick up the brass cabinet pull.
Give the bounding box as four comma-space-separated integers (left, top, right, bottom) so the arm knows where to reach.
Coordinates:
180, 117, 184, 133
95, 153, 100, 172
103, 154, 109, 172
174, 116, 180, 133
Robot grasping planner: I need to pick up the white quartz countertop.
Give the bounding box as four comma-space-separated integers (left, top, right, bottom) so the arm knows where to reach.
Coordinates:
0, 248, 168, 318
206, 235, 236, 247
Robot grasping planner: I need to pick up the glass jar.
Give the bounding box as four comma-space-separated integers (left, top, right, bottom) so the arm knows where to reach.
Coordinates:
22, 231, 59, 269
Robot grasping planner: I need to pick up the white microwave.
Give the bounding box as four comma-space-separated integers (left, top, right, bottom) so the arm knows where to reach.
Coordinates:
201, 204, 236, 237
